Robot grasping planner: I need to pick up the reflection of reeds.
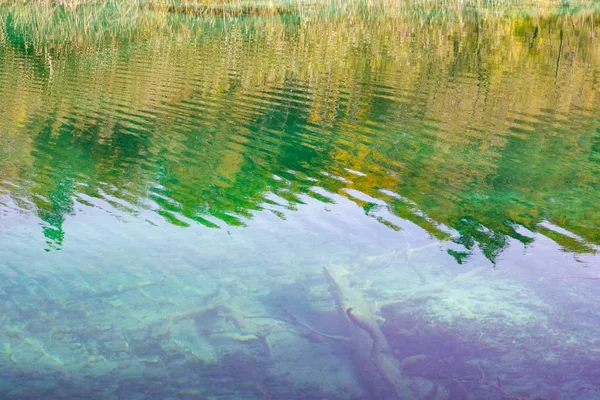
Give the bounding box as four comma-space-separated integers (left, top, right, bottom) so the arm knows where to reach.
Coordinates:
1, 1, 599, 256
2, 0, 598, 52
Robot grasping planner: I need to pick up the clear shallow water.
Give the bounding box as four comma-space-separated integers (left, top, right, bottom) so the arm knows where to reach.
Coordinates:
0, 2, 599, 399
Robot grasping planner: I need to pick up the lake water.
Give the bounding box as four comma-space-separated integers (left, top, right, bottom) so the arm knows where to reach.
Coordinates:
0, 1, 599, 399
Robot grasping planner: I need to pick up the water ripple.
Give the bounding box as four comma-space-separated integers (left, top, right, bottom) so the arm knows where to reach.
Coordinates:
0, 6, 598, 262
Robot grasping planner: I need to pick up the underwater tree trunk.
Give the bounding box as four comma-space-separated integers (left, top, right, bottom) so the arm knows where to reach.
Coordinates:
323, 265, 414, 399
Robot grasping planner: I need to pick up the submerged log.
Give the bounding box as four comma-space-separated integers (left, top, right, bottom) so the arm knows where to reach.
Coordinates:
323, 265, 416, 399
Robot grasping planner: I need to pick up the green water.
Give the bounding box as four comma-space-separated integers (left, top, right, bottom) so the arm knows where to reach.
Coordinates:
0, 2, 599, 399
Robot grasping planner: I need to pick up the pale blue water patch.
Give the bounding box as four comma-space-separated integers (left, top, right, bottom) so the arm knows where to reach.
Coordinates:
1, 189, 599, 398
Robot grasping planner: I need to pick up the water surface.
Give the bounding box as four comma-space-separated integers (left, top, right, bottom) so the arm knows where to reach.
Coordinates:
0, 2, 599, 399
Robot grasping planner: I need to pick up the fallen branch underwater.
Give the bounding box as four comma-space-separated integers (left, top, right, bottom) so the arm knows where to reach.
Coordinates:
322, 265, 419, 399
282, 262, 487, 399
283, 309, 351, 343
555, 274, 600, 281
377, 266, 485, 309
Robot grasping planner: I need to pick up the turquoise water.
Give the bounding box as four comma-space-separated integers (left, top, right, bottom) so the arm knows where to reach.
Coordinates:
0, 2, 599, 399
